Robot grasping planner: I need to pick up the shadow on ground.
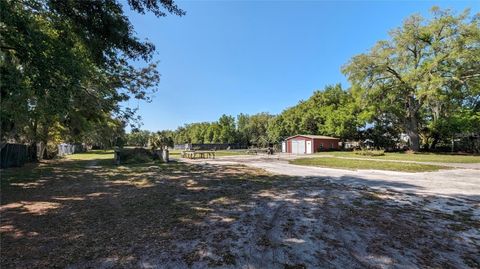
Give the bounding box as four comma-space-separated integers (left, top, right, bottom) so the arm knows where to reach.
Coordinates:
1, 156, 479, 268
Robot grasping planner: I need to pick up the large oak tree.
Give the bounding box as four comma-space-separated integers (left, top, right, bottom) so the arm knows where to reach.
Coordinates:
0, 0, 184, 157
342, 7, 480, 151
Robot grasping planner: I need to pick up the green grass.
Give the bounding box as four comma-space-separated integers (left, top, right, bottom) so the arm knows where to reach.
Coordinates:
314, 151, 480, 163
1, 150, 116, 188
214, 150, 248, 156
64, 149, 114, 160
290, 157, 447, 172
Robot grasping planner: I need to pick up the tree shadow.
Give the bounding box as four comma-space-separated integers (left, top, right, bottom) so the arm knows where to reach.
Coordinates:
1, 159, 292, 267
337, 175, 422, 190
1, 158, 479, 268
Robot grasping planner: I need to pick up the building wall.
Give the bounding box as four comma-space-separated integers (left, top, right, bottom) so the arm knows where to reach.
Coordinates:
286, 136, 313, 153
313, 138, 340, 152
286, 136, 340, 154
287, 139, 292, 153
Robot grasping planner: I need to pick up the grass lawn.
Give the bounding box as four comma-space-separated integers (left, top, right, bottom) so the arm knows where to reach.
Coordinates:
314, 151, 480, 163
64, 149, 114, 160
1, 151, 478, 268
168, 149, 185, 158
290, 157, 447, 172
214, 150, 249, 156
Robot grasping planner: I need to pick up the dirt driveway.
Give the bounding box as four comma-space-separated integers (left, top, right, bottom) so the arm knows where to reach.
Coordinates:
183, 154, 480, 200
1, 155, 479, 268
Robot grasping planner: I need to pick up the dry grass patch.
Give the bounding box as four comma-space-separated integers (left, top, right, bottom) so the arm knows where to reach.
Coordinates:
1, 152, 478, 268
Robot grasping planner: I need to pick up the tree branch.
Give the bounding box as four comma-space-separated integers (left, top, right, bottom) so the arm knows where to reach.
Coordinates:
0, 45, 17, 51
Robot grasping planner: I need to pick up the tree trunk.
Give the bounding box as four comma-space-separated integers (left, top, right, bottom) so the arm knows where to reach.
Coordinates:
430, 137, 439, 150
405, 113, 420, 151
405, 96, 421, 152
37, 123, 50, 160
30, 118, 39, 161
37, 141, 46, 160
409, 131, 420, 151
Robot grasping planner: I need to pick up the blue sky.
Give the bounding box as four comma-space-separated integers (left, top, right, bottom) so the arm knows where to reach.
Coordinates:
122, 0, 478, 131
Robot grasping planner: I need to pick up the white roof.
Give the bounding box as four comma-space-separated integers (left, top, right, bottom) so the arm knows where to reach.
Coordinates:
285, 135, 339, 140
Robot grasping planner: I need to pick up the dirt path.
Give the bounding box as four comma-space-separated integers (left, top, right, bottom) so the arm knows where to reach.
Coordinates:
182, 155, 480, 200
2, 157, 479, 268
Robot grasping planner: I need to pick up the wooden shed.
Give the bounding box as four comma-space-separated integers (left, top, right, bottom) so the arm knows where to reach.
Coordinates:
283, 135, 340, 154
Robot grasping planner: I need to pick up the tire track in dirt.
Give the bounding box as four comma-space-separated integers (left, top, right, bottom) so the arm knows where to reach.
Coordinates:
244, 200, 286, 268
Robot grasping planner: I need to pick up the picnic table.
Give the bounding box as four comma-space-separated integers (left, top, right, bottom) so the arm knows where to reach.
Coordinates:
181, 150, 216, 159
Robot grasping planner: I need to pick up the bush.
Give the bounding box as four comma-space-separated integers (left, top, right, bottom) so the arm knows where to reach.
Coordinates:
45, 144, 59, 159
116, 148, 156, 164
353, 148, 385, 156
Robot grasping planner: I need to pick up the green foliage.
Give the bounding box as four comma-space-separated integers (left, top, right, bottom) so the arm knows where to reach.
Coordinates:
126, 130, 152, 147
237, 113, 274, 147
150, 131, 174, 149
218, 114, 237, 144
270, 84, 361, 142
117, 148, 155, 164
342, 7, 480, 151
0, 0, 183, 157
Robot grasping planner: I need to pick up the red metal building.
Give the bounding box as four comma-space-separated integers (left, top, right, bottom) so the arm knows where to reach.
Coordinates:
283, 135, 340, 154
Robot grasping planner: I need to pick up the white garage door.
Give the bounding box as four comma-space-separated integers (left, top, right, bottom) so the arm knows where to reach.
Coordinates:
291, 140, 305, 154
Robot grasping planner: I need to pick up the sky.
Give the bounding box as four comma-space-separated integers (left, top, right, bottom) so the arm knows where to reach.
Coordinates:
122, 0, 478, 131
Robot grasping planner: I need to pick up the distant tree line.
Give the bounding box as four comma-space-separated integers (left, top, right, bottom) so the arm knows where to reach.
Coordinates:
128, 7, 479, 152
127, 84, 389, 149
127, 113, 275, 148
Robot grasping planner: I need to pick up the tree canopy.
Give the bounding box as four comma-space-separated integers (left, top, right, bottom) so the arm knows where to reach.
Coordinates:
267, 84, 361, 143
2, 4, 478, 154
342, 7, 480, 151
0, 0, 184, 157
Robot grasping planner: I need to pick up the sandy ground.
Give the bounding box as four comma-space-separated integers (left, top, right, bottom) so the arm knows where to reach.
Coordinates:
2, 157, 479, 268
141, 177, 480, 269
182, 154, 480, 200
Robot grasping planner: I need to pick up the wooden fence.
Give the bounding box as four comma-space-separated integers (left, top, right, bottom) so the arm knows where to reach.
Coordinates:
0, 143, 36, 168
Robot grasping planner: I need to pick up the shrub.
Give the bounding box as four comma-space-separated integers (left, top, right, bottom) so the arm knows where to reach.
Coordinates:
353, 148, 385, 156
45, 144, 59, 159
116, 148, 156, 164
